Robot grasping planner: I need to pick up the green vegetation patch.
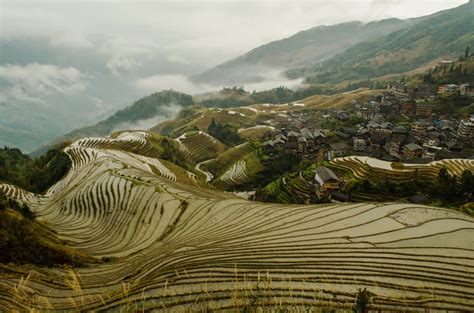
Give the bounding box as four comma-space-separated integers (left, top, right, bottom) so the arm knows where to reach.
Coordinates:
184, 130, 199, 137
207, 118, 242, 146
148, 134, 194, 171
0, 145, 71, 194
0, 196, 96, 267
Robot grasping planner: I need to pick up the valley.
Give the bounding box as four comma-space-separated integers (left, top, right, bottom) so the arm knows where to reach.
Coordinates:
1, 56, 474, 309
1, 1, 474, 311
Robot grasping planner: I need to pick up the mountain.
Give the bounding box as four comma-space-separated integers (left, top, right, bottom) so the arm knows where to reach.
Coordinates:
287, 0, 474, 84
192, 18, 417, 85
31, 90, 194, 156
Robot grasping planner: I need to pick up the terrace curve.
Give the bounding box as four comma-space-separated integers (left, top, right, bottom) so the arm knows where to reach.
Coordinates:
0, 132, 473, 311
332, 156, 474, 182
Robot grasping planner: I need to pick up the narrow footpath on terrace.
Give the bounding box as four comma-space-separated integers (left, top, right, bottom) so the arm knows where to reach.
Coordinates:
195, 158, 215, 182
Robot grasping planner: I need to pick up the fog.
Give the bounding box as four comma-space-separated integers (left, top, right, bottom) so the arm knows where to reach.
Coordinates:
2, 0, 466, 84
0, 0, 467, 151
111, 103, 183, 132
2, 0, 466, 96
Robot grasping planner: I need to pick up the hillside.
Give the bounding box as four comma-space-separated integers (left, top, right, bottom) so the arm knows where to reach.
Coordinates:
152, 88, 378, 139
192, 19, 415, 85
287, 0, 474, 84
176, 131, 226, 163
2, 3, 474, 310
1, 131, 473, 311
33, 85, 363, 157
0, 195, 95, 267
32, 90, 194, 156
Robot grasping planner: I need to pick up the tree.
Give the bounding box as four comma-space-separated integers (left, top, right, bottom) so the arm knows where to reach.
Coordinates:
438, 168, 458, 202
460, 170, 474, 199
207, 119, 241, 146
0, 146, 71, 194
465, 46, 471, 58
208, 118, 217, 131
438, 168, 450, 182
353, 288, 371, 313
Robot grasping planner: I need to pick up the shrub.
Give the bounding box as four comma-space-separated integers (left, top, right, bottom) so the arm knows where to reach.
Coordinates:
353, 288, 371, 313
0, 208, 93, 267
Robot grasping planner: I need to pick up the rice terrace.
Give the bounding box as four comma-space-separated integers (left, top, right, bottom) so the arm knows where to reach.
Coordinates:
1, 0, 474, 312
1, 132, 473, 311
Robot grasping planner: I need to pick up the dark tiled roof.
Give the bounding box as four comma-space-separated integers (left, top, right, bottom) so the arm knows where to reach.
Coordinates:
315, 166, 339, 182
300, 128, 314, 139
273, 138, 286, 145
392, 126, 408, 133
330, 142, 351, 151
403, 143, 423, 151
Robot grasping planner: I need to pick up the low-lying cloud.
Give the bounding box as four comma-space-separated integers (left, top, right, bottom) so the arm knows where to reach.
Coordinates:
99, 37, 158, 76
134, 69, 304, 96
112, 102, 183, 132
134, 74, 205, 94
0, 0, 467, 153
0, 63, 88, 104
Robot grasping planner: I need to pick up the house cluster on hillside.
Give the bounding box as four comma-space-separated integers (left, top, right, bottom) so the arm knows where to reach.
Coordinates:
261, 90, 474, 163
262, 128, 326, 156
438, 83, 473, 97
336, 91, 474, 162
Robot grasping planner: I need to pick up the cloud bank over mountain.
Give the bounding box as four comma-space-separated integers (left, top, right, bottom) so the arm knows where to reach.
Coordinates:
0, 0, 467, 152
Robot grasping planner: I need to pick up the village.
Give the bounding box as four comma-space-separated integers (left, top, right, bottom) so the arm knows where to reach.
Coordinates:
261, 82, 474, 197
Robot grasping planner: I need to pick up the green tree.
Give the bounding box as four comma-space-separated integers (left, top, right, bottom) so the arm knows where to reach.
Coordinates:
207, 118, 241, 146
438, 168, 458, 202
0, 146, 71, 194
353, 288, 371, 313
460, 170, 474, 199
465, 46, 471, 58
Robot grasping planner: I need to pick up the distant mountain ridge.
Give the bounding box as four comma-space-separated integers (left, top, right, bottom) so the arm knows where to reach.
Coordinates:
192, 18, 418, 85
287, 0, 474, 84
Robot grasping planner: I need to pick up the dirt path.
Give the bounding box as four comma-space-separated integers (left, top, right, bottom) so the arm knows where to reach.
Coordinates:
195, 158, 215, 182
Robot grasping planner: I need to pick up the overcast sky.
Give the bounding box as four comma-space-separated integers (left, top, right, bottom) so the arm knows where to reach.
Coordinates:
0, 0, 469, 151
2, 0, 468, 70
